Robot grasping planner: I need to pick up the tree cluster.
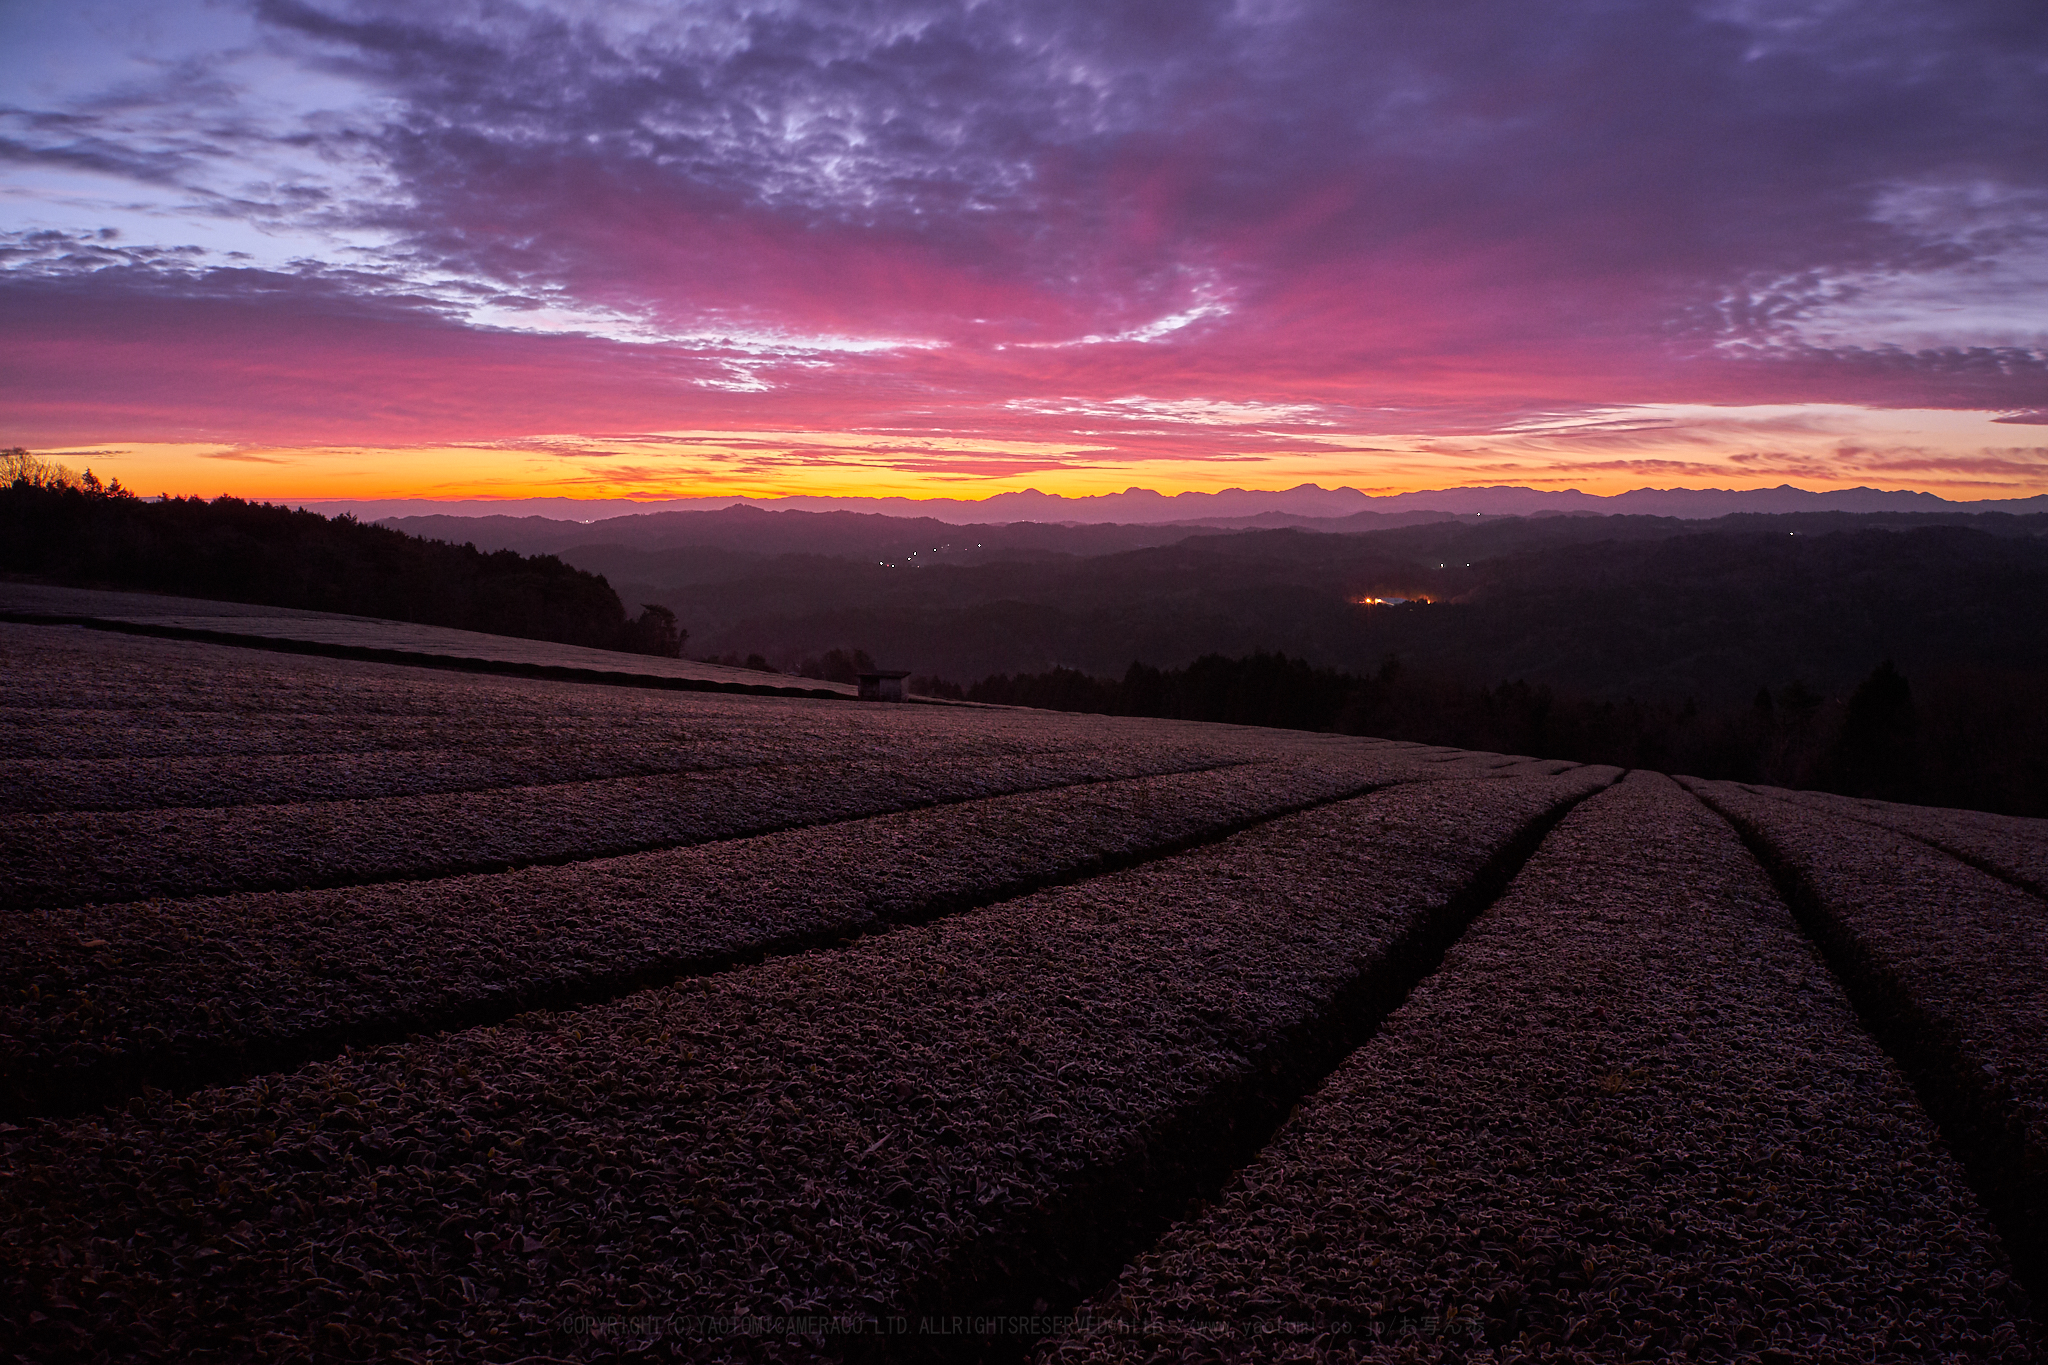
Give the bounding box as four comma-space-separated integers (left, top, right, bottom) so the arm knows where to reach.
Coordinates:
797, 648, 877, 684
962, 651, 2047, 817
0, 456, 683, 657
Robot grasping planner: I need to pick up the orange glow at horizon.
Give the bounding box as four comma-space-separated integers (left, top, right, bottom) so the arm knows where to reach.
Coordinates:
29, 403, 2048, 508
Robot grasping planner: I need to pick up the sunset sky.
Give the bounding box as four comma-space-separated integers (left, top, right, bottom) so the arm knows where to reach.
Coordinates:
4, 0, 2046, 505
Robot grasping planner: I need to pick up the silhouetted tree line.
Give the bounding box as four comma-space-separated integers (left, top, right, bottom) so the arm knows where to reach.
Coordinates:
0, 459, 684, 657
963, 651, 2048, 816
798, 648, 877, 684
689, 647, 882, 680
709, 651, 782, 673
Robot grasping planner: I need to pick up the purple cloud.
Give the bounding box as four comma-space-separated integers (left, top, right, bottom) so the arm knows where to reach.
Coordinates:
3, 0, 2045, 466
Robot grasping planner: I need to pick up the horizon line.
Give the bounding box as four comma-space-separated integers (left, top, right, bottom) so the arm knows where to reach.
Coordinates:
276, 481, 2042, 506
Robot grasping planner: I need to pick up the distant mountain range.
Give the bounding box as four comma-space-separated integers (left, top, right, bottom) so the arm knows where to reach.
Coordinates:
308, 482, 2048, 527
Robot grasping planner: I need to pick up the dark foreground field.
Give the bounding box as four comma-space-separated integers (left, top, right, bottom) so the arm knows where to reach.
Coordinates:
2, 597, 2045, 1362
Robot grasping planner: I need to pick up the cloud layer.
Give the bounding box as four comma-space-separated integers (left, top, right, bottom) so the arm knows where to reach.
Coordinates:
4, 0, 2046, 495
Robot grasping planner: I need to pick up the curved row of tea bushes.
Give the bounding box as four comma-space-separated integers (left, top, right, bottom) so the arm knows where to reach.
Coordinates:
0, 621, 1285, 775
1041, 773, 2038, 1364
2, 627, 1268, 791
1682, 777, 2048, 1312
3, 744, 747, 814
0, 755, 1431, 1117
1, 698, 1266, 819
1679, 777, 2048, 1301
0, 745, 1282, 909
1762, 786, 2048, 901
3, 771, 1612, 1361
0, 625, 740, 756
0, 721, 1267, 816
1, 731, 1182, 815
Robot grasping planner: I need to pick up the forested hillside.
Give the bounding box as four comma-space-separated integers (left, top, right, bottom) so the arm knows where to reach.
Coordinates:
959, 651, 2048, 817
0, 455, 681, 655
546, 512, 2048, 703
